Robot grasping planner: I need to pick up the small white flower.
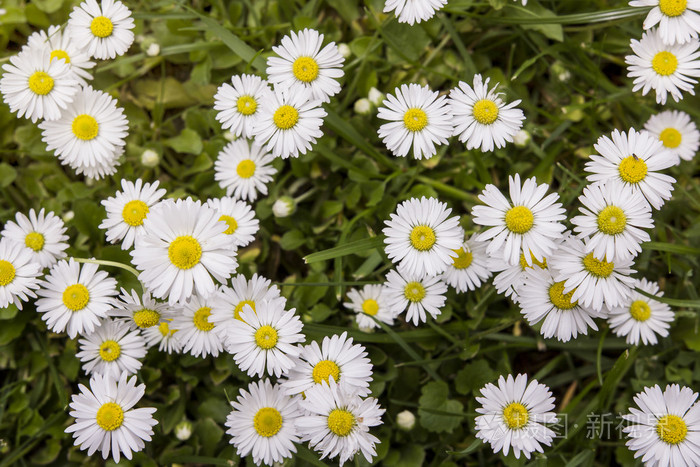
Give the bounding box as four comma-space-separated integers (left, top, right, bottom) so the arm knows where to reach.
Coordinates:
26, 25, 95, 86
644, 109, 700, 163
384, 269, 448, 325
513, 129, 531, 147
141, 318, 182, 354
1, 208, 69, 268
337, 43, 351, 59
440, 236, 492, 293
206, 197, 259, 248
368, 87, 384, 106
214, 138, 278, 202
630, 0, 700, 45
170, 292, 224, 358
174, 420, 192, 441
354, 97, 371, 115
140, 148, 159, 167
214, 74, 272, 139
383, 0, 448, 24
108, 288, 172, 331
0, 239, 40, 310
488, 248, 553, 304
76, 319, 147, 378
272, 196, 295, 218
146, 42, 159, 56
68, 0, 135, 59
343, 284, 394, 330
608, 278, 674, 345
396, 410, 416, 430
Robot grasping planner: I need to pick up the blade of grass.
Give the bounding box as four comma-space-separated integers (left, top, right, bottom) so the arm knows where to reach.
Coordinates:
304, 236, 385, 264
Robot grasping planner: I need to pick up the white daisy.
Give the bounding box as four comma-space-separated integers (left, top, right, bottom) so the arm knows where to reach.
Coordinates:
214, 138, 278, 202
67, 0, 135, 60
626, 29, 700, 105
0, 239, 40, 310
130, 198, 238, 305
384, 269, 448, 325
488, 249, 552, 304
35, 258, 118, 338
267, 28, 345, 103
214, 74, 272, 138
608, 278, 674, 345
65, 372, 158, 463
519, 266, 604, 342
383, 0, 448, 25
225, 379, 302, 466
377, 83, 453, 159
441, 236, 492, 293
585, 128, 676, 210
571, 181, 654, 261
549, 235, 636, 312
252, 87, 326, 159
475, 374, 558, 460
449, 74, 525, 152
472, 174, 566, 267
141, 316, 182, 354
26, 25, 96, 86
0, 44, 79, 123
297, 379, 384, 465
644, 109, 700, 163
99, 179, 167, 250
282, 331, 373, 397
227, 301, 304, 378
39, 85, 129, 181
206, 197, 259, 248
108, 288, 171, 331
1, 208, 69, 268
383, 196, 463, 277
622, 384, 700, 467
630, 0, 700, 45
170, 292, 223, 358
343, 284, 394, 331
76, 319, 147, 378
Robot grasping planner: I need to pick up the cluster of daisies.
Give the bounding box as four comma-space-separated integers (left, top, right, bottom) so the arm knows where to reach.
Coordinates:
0, 0, 135, 179
383, 0, 528, 25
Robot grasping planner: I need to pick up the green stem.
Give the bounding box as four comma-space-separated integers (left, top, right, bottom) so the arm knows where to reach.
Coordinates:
72, 257, 141, 281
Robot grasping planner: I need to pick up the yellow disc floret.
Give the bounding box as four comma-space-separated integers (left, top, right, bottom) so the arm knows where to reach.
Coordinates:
409, 225, 436, 251
327, 409, 355, 437
99, 340, 121, 362
218, 215, 238, 235
28, 71, 54, 96
133, 308, 160, 328
168, 235, 202, 270
473, 99, 499, 125
90, 16, 114, 38
62, 284, 90, 311
50, 49, 71, 63
656, 414, 687, 445
652, 51, 678, 76
502, 402, 529, 429
0, 260, 16, 286
236, 159, 256, 178
505, 206, 534, 234
273, 105, 299, 130
254, 407, 283, 437
452, 247, 473, 270
96, 402, 124, 431
597, 205, 627, 235
312, 359, 341, 384
361, 298, 379, 316
618, 156, 648, 184
254, 325, 279, 349
582, 253, 615, 278
404, 281, 426, 303
659, 0, 687, 17
234, 300, 256, 320
548, 281, 578, 310
519, 252, 547, 271
121, 200, 149, 227
193, 306, 214, 331
292, 56, 320, 83
629, 300, 652, 321
72, 114, 99, 141
24, 232, 45, 252
403, 108, 428, 132
659, 128, 682, 148
236, 95, 258, 116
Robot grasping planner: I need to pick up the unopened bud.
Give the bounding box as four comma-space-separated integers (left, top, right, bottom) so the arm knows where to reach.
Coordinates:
368, 87, 384, 106
337, 43, 351, 59
141, 149, 160, 168
397, 410, 415, 430
513, 129, 531, 148
354, 98, 371, 115
146, 42, 160, 57
273, 196, 296, 218
175, 420, 192, 441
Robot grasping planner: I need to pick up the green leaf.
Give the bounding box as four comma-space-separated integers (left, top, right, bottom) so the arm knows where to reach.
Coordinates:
455, 360, 496, 395
280, 230, 307, 250
492, 6, 645, 25
643, 241, 700, 256
304, 236, 384, 263
446, 439, 482, 456
418, 381, 464, 433
636, 288, 700, 309
0, 163, 17, 188
598, 348, 638, 410
165, 128, 203, 155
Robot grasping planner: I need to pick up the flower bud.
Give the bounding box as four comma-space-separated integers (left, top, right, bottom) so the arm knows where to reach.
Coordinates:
337, 43, 351, 59
175, 420, 192, 441
368, 87, 384, 106
146, 42, 160, 57
513, 129, 531, 148
273, 196, 296, 218
141, 149, 160, 168
354, 98, 371, 115
397, 410, 416, 430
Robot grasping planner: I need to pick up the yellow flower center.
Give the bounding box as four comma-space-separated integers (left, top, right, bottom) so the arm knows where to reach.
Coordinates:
0, 260, 16, 286
254, 325, 278, 350
659, 0, 687, 17
121, 200, 149, 227
50, 49, 71, 63
312, 359, 341, 385
292, 56, 319, 83
24, 232, 45, 252
473, 99, 499, 125
71, 114, 99, 141
505, 206, 534, 234
273, 105, 299, 130
656, 414, 688, 445
28, 71, 54, 96
218, 215, 238, 235
519, 252, 548, 271
168, 235, 202, 270
548, 281, 578, 310
409, 225, 436, 251
253, 407, 283, 437
451, 247, 473, 270
236, 159, 256, 178
99, 340, 121, 362
95, 402, 124, 431
502, 402, 529, 429
404, 281, 426, 303
327, 409, 355, 437
582, 253, 615, 278
90, 16, 114, 38
158, 320, 175, 337
597, 205, 627, 235
62, 284, 90, 311
659, 127, 682, 148
652, 51, 678, 76
193, 306, 214, 331
629, 300, 652, 321
403, 108, 428, 132
133, 308, 160, 328
234, 300, 256, 321
618, 156, 648, 184
361, 298, 379, 316
236, 95, 257, 116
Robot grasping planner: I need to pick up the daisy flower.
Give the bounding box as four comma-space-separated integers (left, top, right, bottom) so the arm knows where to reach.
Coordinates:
472, 174, 566, 267
252, 87, 326, 159
440, 236, 492, 293
384, 269, 448, 325
519, 266, 604, 342
608, 278, 674, 345
225, 379, 302, 466
142, 316, 181, 353
26, 25, 95, 86
645, 109, 700, 163
489, 249, 552, 304
267, 28, 345, 103
67, 0, 135, 60
170, 292, 223, 358
282, 332, 373, 397
626, 29, 700, 105
35, 258, 118, 338
76, 319, 147, 378
449, 74, 525, 152
65, 372, 158, 463
630, 0, 700, 45
206, 197, 259, 248
549, 235, 636, 312
130, 198, 238, 305
297, 380, 384, 465
571, 181, 654, 261
214, 138, 278, 202
108, 288, 171, 331
585, 128, 676, 210
39, 86, 129, 182
227, 301, 304, 378
383, 196, 463, 277
377, 83, 453, 159
383, 0, 448, 25
0, 44, 79, 122
0, 239, 41, 310
343, 284, 394, 331
622, 384, 700, 467
475, 374, 558, 459
214, 74, 272, 138
1, 208, 69, 268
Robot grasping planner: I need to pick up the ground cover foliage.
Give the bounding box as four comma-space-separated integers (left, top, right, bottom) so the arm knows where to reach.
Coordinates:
1, 0, 700, 465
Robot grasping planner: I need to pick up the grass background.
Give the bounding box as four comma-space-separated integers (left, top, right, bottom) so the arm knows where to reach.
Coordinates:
2, 0, 700, 465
